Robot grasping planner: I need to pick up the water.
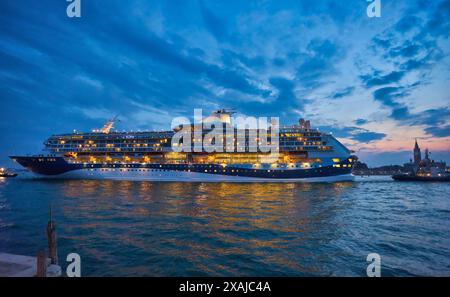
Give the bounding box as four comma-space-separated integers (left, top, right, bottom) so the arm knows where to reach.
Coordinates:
0, 176, 449, 276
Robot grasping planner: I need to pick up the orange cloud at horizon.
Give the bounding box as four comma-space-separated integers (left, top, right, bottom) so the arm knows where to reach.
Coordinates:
338, 120, 450, 153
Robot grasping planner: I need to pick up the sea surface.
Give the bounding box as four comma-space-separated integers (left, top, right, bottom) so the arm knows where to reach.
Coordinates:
0, 176, 449, 276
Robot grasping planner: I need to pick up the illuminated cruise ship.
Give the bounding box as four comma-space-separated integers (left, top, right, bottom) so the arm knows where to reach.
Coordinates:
10, 110, 356, 182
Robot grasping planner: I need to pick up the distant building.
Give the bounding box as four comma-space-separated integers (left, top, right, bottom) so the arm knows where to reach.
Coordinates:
413, 138, 421, 165
353, 140, 447, 176
403, 162, 415, 173
394, 141, 450, 181
407, 140, 447, 175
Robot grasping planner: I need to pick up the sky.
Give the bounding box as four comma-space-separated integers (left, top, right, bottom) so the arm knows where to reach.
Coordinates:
0, 0, 449, 167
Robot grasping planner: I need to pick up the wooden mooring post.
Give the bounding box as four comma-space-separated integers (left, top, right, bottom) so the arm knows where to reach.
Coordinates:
46, 205, 58, 265
36, 250, 46, 277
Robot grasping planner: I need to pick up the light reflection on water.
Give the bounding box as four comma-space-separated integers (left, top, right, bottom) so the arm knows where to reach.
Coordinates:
0, 178, 449, 276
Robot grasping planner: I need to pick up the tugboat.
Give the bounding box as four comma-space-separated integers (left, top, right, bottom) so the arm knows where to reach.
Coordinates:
392, 173, 450, 182
0, 167, 17, 178
392, 140, 450, 182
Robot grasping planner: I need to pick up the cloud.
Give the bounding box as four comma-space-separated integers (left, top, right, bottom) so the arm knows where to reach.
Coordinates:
425, 125, 450, 137
372, 36, 392, 49
394, 15, 422, 33
331, 86, 355, 99
296, 39, 344, 89
351, 131, 387, 142
372, 86, 407, 108
361, 71, 405, 88
390, 107, 410, 121
387, 42, 421, 58
221, 49, 266, 69
354, 119, 368, 125
320, 125, 386, 143
199, 0, 229, 42
425, 0, 450, 38
222, 76, 302, 117
410, 107, 450, 127
71, 107, 115, 120
74, 75, 104, 90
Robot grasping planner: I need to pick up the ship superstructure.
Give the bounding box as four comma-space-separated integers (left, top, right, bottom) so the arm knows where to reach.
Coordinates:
11, 110, 356, 182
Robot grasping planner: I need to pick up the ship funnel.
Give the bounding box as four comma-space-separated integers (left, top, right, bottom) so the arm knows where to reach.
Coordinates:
299, 118, 311, 130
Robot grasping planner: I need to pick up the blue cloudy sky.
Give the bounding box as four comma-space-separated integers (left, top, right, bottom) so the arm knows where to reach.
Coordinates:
0, 0, 449, 166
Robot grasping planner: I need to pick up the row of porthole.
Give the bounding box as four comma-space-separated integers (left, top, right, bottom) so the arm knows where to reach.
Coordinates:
84, 168, 331, 175
85, 164, 220, 168
83, 164, 323, 170
88, 168, 174, 172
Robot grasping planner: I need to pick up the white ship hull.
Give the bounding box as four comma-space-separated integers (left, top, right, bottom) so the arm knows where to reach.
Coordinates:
24, 168, 354, 183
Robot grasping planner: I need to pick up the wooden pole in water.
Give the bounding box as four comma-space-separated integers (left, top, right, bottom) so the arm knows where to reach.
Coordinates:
47, 205, 58, 265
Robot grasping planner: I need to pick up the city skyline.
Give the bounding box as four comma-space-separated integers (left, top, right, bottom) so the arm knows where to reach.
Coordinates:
0, 0, 449, 166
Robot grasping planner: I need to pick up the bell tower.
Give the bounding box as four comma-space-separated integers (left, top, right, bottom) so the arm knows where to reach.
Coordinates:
413, 139, 421, 165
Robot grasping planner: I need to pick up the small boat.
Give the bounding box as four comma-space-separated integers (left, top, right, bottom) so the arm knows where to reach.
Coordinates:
0, 167, 17, 178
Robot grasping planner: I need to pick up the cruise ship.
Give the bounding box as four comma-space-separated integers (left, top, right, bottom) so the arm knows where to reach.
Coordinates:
10, 110, 356, 182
